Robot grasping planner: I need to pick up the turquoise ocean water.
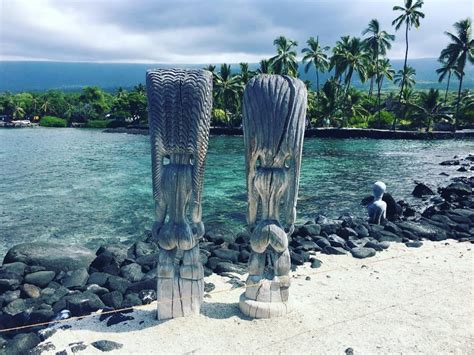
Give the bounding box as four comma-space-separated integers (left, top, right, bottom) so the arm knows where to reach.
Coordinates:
0, 128, 471, 256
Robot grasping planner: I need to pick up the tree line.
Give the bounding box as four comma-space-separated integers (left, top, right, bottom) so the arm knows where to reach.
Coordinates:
0, 0, 472, 131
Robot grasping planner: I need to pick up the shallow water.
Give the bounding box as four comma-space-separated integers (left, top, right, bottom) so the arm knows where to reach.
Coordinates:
0, 128, 472, 255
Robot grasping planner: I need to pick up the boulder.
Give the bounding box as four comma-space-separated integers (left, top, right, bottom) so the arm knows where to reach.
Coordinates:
60, 292, 106, 316
106, 276, 131, 294
24, 271, 56, 288
412, 183, 435, 198
101, 291, 123, 309
20, 284, 41, 298
214, 262, 246, 275
299, 223, 321, 237
120, 263, 144, 283
396, 221, 447, 241
351, 247, 376, 259
61, 269, 89, 289
4, 333, 40, 354
212, 249, 240, 263
87, 272, 110, 287
4, 243, 95, 273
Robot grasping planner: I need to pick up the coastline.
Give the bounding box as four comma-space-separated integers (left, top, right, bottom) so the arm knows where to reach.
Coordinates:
31, 241, 474, 354
102, 126, 474, 140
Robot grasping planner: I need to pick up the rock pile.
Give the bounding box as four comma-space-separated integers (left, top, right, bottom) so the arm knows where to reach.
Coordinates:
0, 156, 472, 353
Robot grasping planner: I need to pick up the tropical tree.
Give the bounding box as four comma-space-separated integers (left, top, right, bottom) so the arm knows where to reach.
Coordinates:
331, 35, 351, 83
436, 58, 458, 102
331, 37, 369, 95
362, 19, 395, 98
239, 62, 254, 85
301, 36, 330, 94
404, 88, 451, 131
439, 18, 474, 129
394, 65, 416, 91
392, 0, 425, 101
204, 64, 216, 74
213, 64, 242, 125
257, 59, 272, 74
269, 36, 299, 76
375, 58, 395, 126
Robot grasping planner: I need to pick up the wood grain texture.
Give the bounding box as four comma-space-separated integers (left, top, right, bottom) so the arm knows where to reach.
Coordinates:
146, 69, 212, 320
241, 74, 307, 318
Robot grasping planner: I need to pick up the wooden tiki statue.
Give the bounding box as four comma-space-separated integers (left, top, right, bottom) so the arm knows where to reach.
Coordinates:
146, 69, 212, 320
240, 74, 307, 318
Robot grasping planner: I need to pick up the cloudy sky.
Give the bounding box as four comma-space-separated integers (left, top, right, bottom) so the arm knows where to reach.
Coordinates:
1, 0, 472, 63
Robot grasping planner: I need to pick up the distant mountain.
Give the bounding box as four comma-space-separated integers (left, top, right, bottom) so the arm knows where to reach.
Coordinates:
0, 59, 472, 92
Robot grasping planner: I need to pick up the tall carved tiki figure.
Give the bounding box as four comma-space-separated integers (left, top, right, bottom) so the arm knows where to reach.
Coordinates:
146, 69, 212, 320
240, 75, 307, 318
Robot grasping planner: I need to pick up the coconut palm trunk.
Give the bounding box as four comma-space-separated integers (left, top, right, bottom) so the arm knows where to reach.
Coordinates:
454, 72, 464, 132
444, 71, 451, 103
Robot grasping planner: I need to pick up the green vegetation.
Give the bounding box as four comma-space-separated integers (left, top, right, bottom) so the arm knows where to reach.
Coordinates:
39, 116, 67, 127
0, 0, 472, 132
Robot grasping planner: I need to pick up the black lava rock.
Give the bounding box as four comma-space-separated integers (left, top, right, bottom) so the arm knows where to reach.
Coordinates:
324, 246, 347, 255
212, 249, 240, 263
4, 333, 40, 354
351, 247, 376, 259
24, 271, 56, 288
405, 241, 423, 248
122, 293, 142, 308
106, 276, 131, 294
61, 269, 89, 290
3, 242, 95, 273
120, 263, 144, 283
87, 272, 110, 287
106, 313, 134, 327
91, 340, 123, 352
412, 182, 435, 198
101, 291, 123, 309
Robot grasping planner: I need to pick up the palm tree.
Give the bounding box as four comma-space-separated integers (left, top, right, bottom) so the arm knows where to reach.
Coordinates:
439, 18, 474, 129
394, 65, 416, 91
392, 0, 425, 102
331, 35, 351, 83
363, 19, 395, 98
213, 64, 242, 126
375, 58, 395, 126
204, 64, 216, 73
257, 59, 272, 74
269, 36, 299, 76
301, 36, 330, 94
436, 58, 457, 103
239, 62, 254, 85
332, 37, 369, 95
405, 88, 451, 131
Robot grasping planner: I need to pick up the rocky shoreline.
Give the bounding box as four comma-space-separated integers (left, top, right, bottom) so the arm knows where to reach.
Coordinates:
102, 127, 474, 140
0, 156, 473, 354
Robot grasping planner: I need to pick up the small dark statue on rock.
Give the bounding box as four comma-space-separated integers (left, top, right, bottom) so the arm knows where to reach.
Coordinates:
146, 69, 212, 320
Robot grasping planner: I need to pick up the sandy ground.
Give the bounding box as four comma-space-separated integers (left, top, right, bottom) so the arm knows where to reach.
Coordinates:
39, 241, 473, 354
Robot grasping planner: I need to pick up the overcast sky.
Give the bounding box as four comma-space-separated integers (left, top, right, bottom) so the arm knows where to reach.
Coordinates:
1, 0, 472, 63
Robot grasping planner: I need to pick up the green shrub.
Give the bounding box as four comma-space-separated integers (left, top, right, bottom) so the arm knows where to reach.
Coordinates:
348, 116, 368, 128
85, 119, 109, 128
368, 110, 396, 129
211, 108, 229, 126
39, 116, 67, 127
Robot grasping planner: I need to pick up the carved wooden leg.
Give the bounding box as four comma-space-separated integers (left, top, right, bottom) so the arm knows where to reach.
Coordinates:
180, 245, 204, 316
156, 248, 178, 320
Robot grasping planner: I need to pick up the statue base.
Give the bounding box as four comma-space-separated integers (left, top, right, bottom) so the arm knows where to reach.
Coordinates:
239, 294, 291, 318
156, 277, 204, 320
239, 278, 291, 318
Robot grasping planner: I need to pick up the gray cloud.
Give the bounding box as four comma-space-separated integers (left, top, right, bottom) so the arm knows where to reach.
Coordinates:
0, 0, 472, 63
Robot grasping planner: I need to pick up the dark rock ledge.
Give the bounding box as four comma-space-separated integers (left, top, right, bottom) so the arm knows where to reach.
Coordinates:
0, 156, 473, 354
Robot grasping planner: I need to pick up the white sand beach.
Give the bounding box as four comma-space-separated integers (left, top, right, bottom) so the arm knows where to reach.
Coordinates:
39, 240, 473, 354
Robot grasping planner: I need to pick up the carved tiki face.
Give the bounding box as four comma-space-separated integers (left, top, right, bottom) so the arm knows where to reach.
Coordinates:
146, 69, 213, 251
243, 75, 307, 252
